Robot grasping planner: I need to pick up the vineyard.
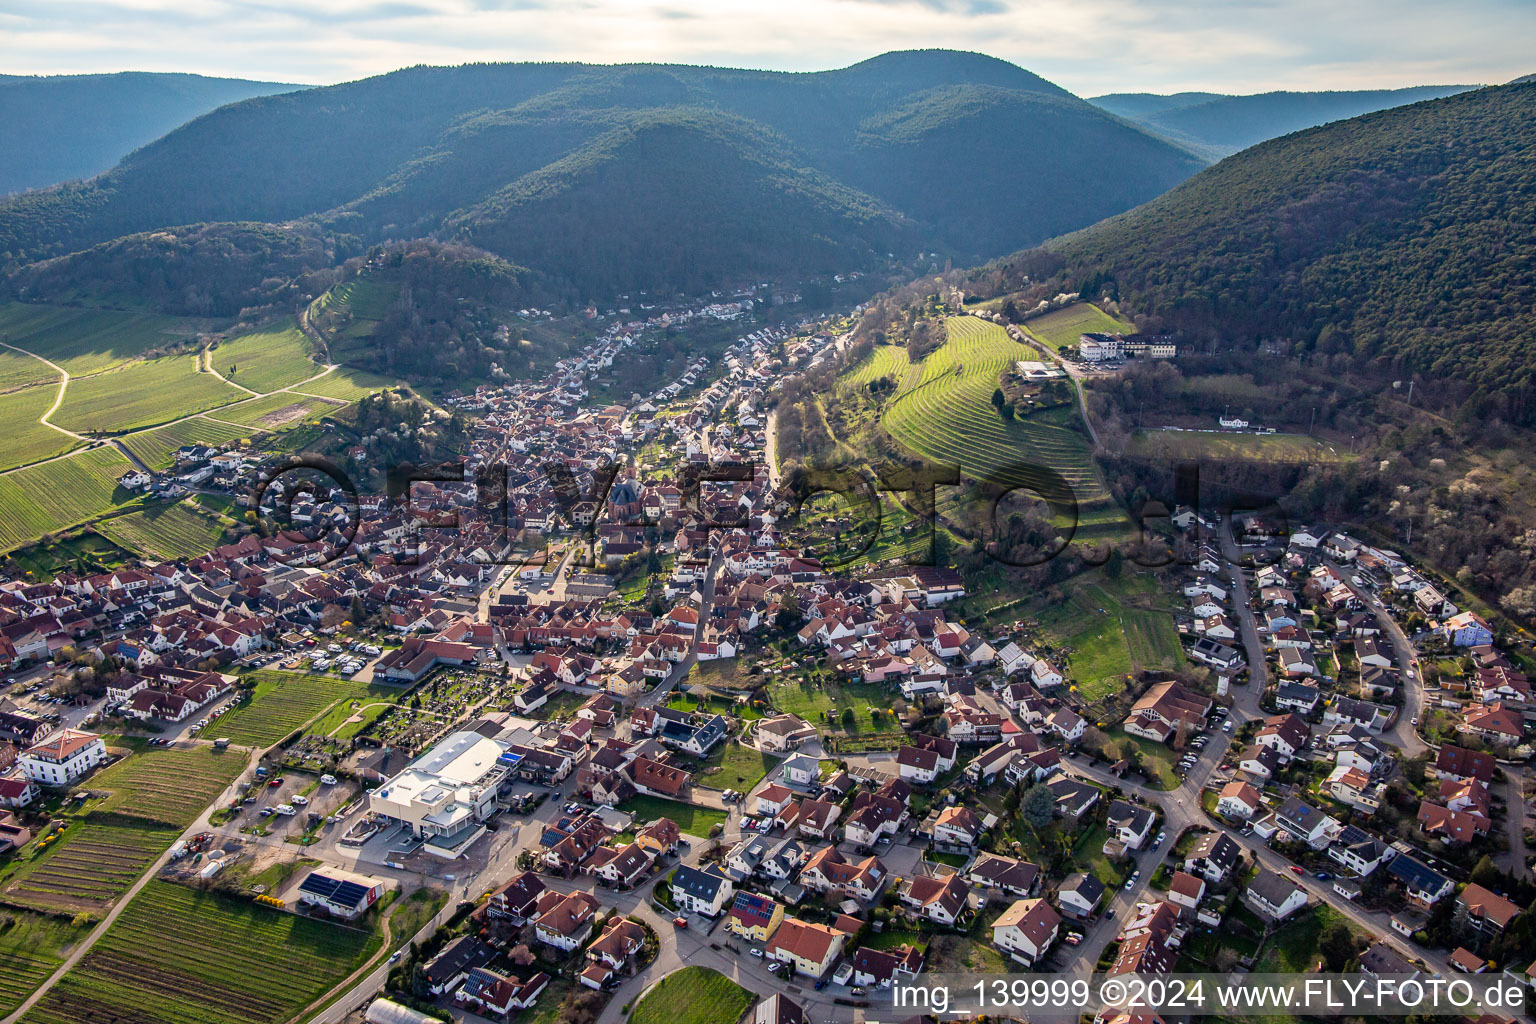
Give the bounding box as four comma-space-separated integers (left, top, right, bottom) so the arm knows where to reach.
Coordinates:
97, 502, 229, 561
215, 671, 382, 748
0, 912, 87, 1019
0, 446, 132, 553
86, 745, 245, 827
0, 302, 197, 378
842, 344, 910, 386
0, 382, 78, 471
120, 417, 252, 470
291, 365, 397, 402
21, 880, 379, 1024
52, 354, 246, 434
208, 318, 320, 393
1018, 302, 1134, 352
4, 819, 177, 913
877, 316, 1127, 537
214, 391, 339, 428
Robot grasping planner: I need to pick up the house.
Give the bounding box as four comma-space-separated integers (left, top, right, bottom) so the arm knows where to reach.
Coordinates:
485, 871, 546, 925
1189, 637, 1242, 672
726, 890, 784, 943
19, 729, 106, 786
1433, 745, 1497, 784
1275, 679, 1321, 710
1385, 854, 1454, 906
755, 995, 807, 1024
1045, 776, 1101, 821
456, 968, 549, 1015
931, 805, 984, 850
1329, 766, 1385, 814
1359, 942, 1417, 980
0, 776, 40, 809
1123, 680, 1213, 742
898, 871, 970, 925
587, 916, 648, 970
423, 935, 497, 995
1104, 800, 1156, 855
1450, 947, 1488, 973
801, 846, 886, 903
1255, 714, 1310, 761
532, 889, 600, 950
1216, 781, 1263, 821
1110, 901, 1182, 976
1328, 825, 1391, 877
765, 916, 846, 978
1182, 832, 1242, 884
780, 753, 820, 788
755, 783, 795, 818
1244, 870, 1308, 921
1275, 796, 1336, 849
1167, 871, 1205, 910
589, 842, 655, 888
1456, 883, 1522, 936
992, 898, 1061, 965
849, 945, 924, 989
966, 852, 1040, 899
1055, 872, 1105, 920
755, 715, 818, 753
1462, 703, 1524, 746
1238, 745, 1281, 782
670, 865, 734, 917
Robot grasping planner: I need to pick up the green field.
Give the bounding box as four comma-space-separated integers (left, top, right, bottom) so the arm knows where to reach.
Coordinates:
121, 417, 253, 470
766, 676, 901, 736
0, 302, 198, 379
1030, 570, 1184, 700
1128, 429, 1350, 463
21, 880, 380, 1024
209, 319, 320, 393
54, 354, 245, 434
0, 382, 78, 471
0, 446, 133, 553
877, 316, 1125, 535
214, 391, 340, 428
216, 671, 386, 748
0, 912, 88, 1019
630, 966, 754, 1024
619, 795, 728, 838
5, 531, 128, 580
693, 742, 779, 792
97, 501, 230, 561
1020, 302, 1134, 352
291, 366, 398, 402
86, 745, 246, 827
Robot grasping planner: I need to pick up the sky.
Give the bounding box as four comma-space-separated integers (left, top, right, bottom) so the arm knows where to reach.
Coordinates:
1, 0, 1532, 96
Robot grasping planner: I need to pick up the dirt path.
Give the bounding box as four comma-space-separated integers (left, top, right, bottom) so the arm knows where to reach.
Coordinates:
200, 346, 261, 396
1, 340, 87, 441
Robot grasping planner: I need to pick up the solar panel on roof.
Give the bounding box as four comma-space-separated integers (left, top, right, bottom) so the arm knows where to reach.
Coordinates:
298, 872, 373, 907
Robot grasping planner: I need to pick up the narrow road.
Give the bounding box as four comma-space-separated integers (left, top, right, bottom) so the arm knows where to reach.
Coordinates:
1326, 556, 1427, 756
1503, 772, 1530, 878
201, 346, 261, 397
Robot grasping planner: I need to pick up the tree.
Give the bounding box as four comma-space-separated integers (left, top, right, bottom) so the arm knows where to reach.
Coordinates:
1320, 921, 1357, 971
992, 388, 1007, 412
776, 592, 801, 633
1019, 783, 1055, 829
1469, 855, 1501, 890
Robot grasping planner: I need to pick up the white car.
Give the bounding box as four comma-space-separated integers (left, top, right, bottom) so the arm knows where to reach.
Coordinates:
749, 948, 764, 958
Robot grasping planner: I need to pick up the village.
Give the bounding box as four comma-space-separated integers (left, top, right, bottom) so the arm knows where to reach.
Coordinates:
0, 304, 1533, 1024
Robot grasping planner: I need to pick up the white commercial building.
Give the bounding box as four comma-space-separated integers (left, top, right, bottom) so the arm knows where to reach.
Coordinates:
368, 731, 513, 857
20, 729, 106, 786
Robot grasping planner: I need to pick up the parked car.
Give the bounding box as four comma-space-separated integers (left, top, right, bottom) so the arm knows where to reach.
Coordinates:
673, 917, 688, 929
749, 948, 763, 958
1289, 865, 1305, 876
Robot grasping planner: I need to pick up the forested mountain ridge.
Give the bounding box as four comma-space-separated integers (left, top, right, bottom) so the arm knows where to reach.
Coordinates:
0, 50, 1202, 300
1092, 85, 1475, 159
982, 81, 1536, 425
0, 71, 300, 196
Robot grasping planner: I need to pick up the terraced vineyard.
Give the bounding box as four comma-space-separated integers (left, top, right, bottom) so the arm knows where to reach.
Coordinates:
216, 671, 383, 747
0, 382, 78, 471
0, 913, 87, 1019
97, 501, 230, 561
120, 417, 253, 470
843, 344, 910, 386
52, 353, 246, 434
878, 316, 1126, 536
0, 446, 132, 552
208, 318, 321, 393
4, 819, 178, 913
21, 880, 379, 1024
87, 745, 245, 827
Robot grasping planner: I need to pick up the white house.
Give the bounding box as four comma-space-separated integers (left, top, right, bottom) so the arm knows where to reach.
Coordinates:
20, 729, 106, 786
991, 898, 1061, 965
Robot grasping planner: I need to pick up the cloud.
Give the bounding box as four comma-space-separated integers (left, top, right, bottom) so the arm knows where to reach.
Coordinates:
0, 0, 1529, 93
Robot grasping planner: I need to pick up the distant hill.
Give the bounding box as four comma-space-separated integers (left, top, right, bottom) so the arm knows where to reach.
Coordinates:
0, 71, 300, 195
0, 51, 1203, 301
1090, 85, 1476, 159
996, 82, 1536, 420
